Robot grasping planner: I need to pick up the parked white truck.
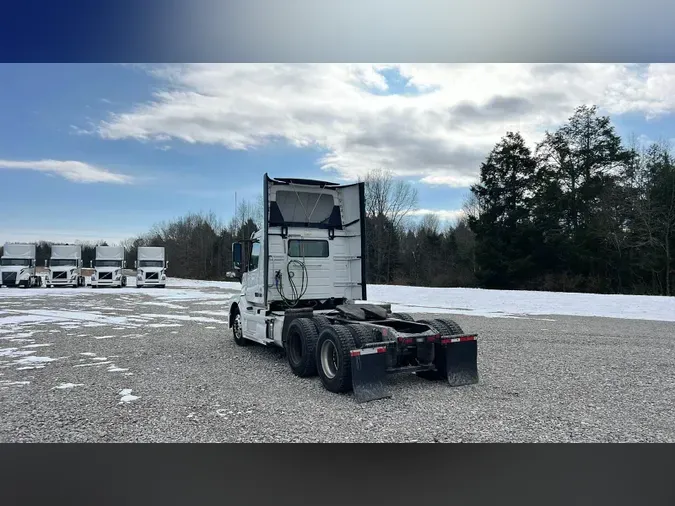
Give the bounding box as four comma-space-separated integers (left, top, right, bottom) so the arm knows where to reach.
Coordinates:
90, 245, 127, 288
0, 243, 42, 288
227, 174, 479, 403
135, 246, 168, 288
47, 244, 85, 287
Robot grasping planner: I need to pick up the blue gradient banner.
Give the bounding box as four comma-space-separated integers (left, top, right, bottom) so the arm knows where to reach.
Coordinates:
2, 0, 675, 62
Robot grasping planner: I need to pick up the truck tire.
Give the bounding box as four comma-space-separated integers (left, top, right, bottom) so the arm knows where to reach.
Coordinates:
285, 318, 319, 377
391, 312, 414, 322
415, 319, 461, 381
344, 324, 376, 347
430, 318, 464, 336
311, 315, 332, 333
231, 310, 249, 347
316, 325, 357, 394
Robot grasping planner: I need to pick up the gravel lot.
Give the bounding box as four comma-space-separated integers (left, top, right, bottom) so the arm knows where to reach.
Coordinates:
1, 284, 674, 442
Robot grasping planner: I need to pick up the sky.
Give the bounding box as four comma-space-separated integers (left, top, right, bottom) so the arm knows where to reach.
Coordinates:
3, 63, 675, 245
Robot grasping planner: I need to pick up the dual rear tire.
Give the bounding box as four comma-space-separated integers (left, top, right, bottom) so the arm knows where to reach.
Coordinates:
285, 319, 377, 394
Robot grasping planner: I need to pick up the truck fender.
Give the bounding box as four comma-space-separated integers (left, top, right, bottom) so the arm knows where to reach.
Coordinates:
227, 300, 239, 328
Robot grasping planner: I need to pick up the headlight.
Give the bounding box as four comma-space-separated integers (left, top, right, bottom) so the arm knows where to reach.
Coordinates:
161, 274, 166, 280
91, 273, 96, 280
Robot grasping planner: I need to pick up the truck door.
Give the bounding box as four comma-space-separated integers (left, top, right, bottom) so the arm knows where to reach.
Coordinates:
244, 241, 264, 306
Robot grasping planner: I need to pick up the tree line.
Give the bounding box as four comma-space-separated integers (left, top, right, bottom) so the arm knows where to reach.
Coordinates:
468, 105, 675, 296
3, 104, 672, 296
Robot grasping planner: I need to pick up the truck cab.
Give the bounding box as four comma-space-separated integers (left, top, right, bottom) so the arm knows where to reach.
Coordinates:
90, 245, 127, 288
47, 244, 85, 287
135, 246, 168, 288
0, 243, 41, 288
228, 174, 366, 346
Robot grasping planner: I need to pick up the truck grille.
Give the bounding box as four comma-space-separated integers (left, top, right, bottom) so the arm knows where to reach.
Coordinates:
2, 272, 17, 283
146, 272, 159, 280
52, 271, 67, 279
100, 272, 113, 280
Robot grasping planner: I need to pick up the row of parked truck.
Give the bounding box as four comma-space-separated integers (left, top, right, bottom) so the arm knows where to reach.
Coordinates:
0, 243, 168, 288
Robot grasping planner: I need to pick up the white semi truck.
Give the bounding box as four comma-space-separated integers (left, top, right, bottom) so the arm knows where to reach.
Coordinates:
90, 245, 127, 288
47, 244, 85, 287
0, 243, 42, 288
227, 174, 479, 403
135, 246, 168, 288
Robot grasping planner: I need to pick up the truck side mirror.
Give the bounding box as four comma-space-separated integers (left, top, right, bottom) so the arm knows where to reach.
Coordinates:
44, 260, 48, 267
232, 242, 243, 270
134, 260, 137, 269
166, 261, 169, 268
90, 260, 93, 268
123, 260, 127, 268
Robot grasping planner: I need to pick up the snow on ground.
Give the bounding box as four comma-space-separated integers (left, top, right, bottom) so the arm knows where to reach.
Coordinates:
366, 285, 675, 323
2, 277, 675, 322
118, 388, 138, 403
140, 313, 225, 324
53, 383, 83, 390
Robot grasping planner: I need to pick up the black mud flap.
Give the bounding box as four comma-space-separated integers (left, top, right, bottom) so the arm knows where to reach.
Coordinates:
350, 347, 392, 403
441, 338, 479, 387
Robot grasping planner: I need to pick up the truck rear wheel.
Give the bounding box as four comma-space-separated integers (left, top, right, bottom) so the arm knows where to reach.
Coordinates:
316, 325, 357, 394
311, 315, 332, 333
415, 318, 463, 381
344, 324, 376, 347
285, 318, 319, 377
431, 318, 464, 336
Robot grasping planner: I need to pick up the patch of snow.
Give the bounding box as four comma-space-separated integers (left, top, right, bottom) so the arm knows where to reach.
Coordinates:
192, 310, 227, 317
107, 365, 129, 373
93, 335, 114, 340
14, 356, 57, 366
367, 285, 675, 323
92, 357, 109, 361
0, 348, 36, 358
147, 323, 182, 328
138, 301, 187, 309
0, 380, 30, 387
73, 361, 112, 367
22, 343, 53, 349
16, 365, 45, 370
0, 308, 128, 326
80, 352, 97, 357
53, 383, 84, 390
118, 388, 139, 403
141, 313, 225, 324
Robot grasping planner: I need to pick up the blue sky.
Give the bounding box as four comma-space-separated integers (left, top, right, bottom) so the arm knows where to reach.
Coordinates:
2, 63, 675, 244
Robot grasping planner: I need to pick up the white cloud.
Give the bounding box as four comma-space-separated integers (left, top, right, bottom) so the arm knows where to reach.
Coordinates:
409, 208, 466, 222
95, 64, 675, 187
0, 159, 133, 184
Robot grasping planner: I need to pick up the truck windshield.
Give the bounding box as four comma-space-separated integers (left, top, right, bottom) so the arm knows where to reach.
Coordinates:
96, 260, 122, 267
50, 259, 77, 267
1, 258, 31, 266
139, 260, 164, 268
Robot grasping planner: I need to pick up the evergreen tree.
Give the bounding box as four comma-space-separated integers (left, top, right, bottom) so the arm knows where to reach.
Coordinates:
469, 131, 538, 288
